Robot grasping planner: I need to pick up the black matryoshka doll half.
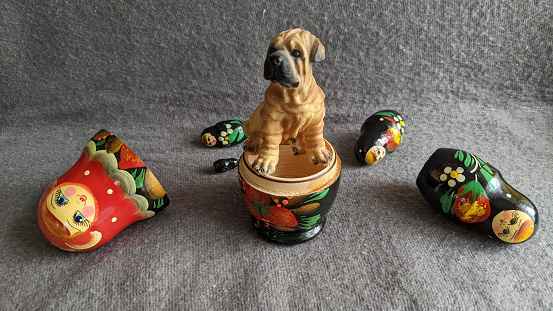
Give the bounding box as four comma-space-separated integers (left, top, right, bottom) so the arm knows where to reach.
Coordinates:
201, 119, 246, 147
416, 148, 538, 243
354, 110, 405, 165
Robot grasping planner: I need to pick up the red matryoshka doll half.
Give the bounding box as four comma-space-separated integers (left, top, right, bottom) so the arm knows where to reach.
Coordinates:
38, 130, 170, 251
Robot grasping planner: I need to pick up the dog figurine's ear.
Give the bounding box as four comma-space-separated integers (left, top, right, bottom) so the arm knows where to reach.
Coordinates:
310, 38, 325, 63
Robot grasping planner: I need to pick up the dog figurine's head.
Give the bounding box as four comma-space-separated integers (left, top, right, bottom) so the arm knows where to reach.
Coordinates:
263, 28, 325, 88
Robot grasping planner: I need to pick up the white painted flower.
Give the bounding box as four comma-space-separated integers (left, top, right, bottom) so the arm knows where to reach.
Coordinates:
222, 140, 228, 145
225, 124, 232, 129
227, 128, 233, 134
440, 166, 466, 187
220, 131, 227, 137
393, 116, 405, 133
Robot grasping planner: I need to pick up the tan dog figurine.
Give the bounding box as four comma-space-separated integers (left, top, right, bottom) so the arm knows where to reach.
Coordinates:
242, 28, 331, 175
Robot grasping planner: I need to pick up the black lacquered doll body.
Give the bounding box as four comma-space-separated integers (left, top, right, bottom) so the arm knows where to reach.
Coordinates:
416, 148, 538, 243
354, 110, 405, 165
201, 119, 246, 147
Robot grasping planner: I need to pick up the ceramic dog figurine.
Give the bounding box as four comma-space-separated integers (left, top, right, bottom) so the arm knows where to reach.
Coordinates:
242, 28, 330, 175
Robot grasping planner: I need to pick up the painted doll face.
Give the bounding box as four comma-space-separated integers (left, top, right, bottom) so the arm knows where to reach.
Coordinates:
45, 183, 97, 238
202, 133, 217, 146
365, 146, 386, 165
492, 210, 534, 243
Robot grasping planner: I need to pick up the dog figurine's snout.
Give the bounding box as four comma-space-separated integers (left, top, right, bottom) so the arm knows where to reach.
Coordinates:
263, 54, 278, 80
264, 52, 298, 88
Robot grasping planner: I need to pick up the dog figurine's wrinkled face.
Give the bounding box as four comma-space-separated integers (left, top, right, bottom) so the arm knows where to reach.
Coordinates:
241, 29, 330, 175
263, 30, 325, 88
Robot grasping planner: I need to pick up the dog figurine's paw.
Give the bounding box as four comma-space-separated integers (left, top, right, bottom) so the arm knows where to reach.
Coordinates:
289, 138, 305, 156
252, 154, 279, 175
306, 147, 332, 166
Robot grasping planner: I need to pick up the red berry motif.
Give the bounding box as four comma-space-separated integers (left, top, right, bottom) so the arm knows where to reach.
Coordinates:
119, 144, 146, 169
453, 182, 491, 223
385, 127, 402, 151
241, 178, 298, 227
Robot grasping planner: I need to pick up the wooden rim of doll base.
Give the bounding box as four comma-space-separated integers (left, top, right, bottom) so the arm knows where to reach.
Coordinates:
239, 139, 341, 197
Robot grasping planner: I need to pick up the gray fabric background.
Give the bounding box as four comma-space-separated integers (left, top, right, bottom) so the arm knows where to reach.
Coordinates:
1, 1, 552, 310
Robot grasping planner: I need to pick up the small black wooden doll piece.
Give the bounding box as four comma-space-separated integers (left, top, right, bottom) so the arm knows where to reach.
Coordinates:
201, 119, 246, 148
213, 158, 239, 173
416, 148, 538, 243
354, 110, 405, 165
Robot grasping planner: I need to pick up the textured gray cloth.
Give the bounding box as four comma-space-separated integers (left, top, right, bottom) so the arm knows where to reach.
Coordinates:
1, 1, 552, 310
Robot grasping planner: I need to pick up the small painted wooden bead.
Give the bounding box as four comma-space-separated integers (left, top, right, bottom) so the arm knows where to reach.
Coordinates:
354, 110, 405, 165
416, 148, 539, 244
201, 119, 246, 147
213, 158, 239, 173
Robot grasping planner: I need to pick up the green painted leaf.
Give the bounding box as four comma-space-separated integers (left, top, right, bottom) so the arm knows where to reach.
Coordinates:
481, 169, 493, 182
460, 180, 486, 203
374, 112, 395, 118
298, 214, 321, 229
483, 164, 493, 175
464, 155, 472, 167
475, 155, 487, 165
252, 199, 269, 216
237, 130, 245, 142
153, 198, 164, 209
229, 120, 243, 124
96, 140, 106, 147
440, 189, 454, 214
454, 151, 460, 159
459, 184, 470, 197
480, 169, 496, 191
458, 151, 465, 162
227, 128, 239, 143
135, 169, 145, 189
434, 184, 442, 192
304, 188, 329, 204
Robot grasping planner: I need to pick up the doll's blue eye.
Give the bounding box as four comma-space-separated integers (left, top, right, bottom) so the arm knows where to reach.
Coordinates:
74, 211, 87, 224
54, 188, 69, 206
72, 211, 92, 227
57, 196, 68, 205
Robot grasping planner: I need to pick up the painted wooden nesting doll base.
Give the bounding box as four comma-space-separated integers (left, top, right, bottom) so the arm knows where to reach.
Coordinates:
252, 216, 326, 245
239, 139, 341, 245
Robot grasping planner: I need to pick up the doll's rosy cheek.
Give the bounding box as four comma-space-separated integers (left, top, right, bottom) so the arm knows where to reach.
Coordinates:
493, 227, 501, 233
64, 187, 77, 197
82, 205, 95, 218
